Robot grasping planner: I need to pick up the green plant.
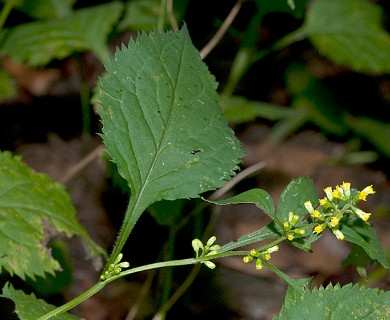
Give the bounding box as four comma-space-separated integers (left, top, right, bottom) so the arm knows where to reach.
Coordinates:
0, 23, 389, 319
219, 0, 390, 161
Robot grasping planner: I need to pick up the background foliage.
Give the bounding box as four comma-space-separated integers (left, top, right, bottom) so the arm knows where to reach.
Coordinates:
0, 0, 389, 319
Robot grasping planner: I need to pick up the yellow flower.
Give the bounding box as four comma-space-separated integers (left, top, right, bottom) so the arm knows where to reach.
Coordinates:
358, 185, 375, 201
355, 208, 371, 222
311, 210, 322, 219
304, 200, 314, 213
287, 234, 295, 241
319, 198, 329, 206
332, 182, 350, 200
314, 224, 325, 234
332, 229, 344, 241
341, 182, 351, 198
324, 186, 333, 200
332, 187, 342, 199
330, 216, 340, 228
243, 256, 253, 263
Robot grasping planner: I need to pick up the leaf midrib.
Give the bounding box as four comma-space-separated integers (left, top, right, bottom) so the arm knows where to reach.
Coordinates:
134, 33, 189, 205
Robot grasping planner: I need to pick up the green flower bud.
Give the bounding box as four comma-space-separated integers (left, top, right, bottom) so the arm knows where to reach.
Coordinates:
203, 261, 216, 269
255, 258, 263, 270
192, 239, 203, 258
243, 256, 253, 263
206, 236, 217, 247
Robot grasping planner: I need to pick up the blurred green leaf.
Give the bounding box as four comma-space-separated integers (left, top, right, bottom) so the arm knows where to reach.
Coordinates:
274, 283, 390, 319
1, 282, 81, 320
119, 0, 162, 32
346, 116, 390, 158
0, 67, 15, 100
286, 64, 349, 136
0, 2, 123, 65
300, 0, 390, 74
9, 0, 76, 19
0, 151, 104, 280
268, 102, 309, 143
148, 199, 185, 226
255, 0, 308, 18
219, 95, 294, 124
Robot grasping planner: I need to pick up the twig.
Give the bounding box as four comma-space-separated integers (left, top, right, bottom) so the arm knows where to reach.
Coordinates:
208, 160, 267, 200
200, 0, 244, 60
59, 144, 105, 184
125, 269, 156, 320
167, 0, 178, 31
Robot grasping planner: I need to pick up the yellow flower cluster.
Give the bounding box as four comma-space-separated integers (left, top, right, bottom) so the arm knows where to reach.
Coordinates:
304, 183, 375, 241
243, 245, 279, 270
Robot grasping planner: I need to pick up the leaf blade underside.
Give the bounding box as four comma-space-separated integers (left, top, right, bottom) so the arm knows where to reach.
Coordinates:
98, 25, 244, 213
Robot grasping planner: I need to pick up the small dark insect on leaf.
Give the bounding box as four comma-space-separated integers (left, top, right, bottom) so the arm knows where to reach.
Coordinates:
191, 148, 202, 155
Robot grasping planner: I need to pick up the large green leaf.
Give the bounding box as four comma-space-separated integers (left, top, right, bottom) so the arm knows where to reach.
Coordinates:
98, 25, 243, 209
301, 0, 390, 74
0, 2, 123, 65
0, 151, 103, 280
274, 283, 390, 319
97, 25, 243, 264
1, 282, 81, 320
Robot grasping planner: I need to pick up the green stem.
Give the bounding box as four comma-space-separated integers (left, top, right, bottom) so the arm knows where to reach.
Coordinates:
255, 236, 286, 252
37, 281, 106, 320
103, 195, 142, 272
0, 0, 15, 33
39, 252, 248, 319
158, 0, 167, 31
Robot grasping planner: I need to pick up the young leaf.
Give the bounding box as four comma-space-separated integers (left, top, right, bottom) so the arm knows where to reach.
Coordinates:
97, 25, 243, 264
208, 188, 275, 218
341, 221, 389, 270
277, 177, 318, 222
274, 283, 390, 319
0, 2, 123, 65
1, 282, 81, 320
300, 0, 390, 74
0, 151, 104, 280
